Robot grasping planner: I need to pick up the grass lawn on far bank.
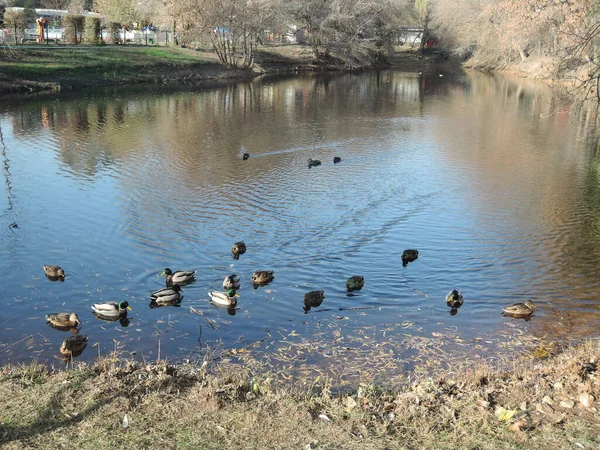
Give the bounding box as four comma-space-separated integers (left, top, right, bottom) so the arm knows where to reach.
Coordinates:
0, 45, 245, 93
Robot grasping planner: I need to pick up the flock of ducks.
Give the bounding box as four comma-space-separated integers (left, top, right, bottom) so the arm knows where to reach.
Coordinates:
241, 151, 341, 168
41, 243, 536, 359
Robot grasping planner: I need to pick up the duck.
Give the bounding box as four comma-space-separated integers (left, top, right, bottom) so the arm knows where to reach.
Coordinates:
252, 270, 274, 286
43, 265, 65, 279
308, 159, 322, 168
223, 274, 241, 290
92, 301, 132, 319
502, 300, 535, 318
209, 289, 239, 308
346, 276, 364, 292
243, 153, 250, 160
445, 289, 464, 307
161, 268, 196, 286
59, 335, 88, 358
401, 250, 419, 266
231, 241, 247, 259
150, 285, 182, 304
304, 290, 325, 312
45, 312, 81, 330
333, 156, 342, 164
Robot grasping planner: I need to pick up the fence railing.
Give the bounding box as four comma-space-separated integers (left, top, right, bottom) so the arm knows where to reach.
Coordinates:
0, 26, 177, 46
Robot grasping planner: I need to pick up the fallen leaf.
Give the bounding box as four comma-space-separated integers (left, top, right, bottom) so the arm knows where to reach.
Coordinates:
579, 393, 595, 408
543, 396, 554, 405
559, 400, 574, 409
495, 407, 517, 422
344, 396, 357, 411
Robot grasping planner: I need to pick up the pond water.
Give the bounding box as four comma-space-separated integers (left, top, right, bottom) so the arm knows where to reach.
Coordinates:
1, 70, 599, 379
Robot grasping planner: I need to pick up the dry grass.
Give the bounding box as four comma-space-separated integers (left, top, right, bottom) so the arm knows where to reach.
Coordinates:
0, 340, 599, 449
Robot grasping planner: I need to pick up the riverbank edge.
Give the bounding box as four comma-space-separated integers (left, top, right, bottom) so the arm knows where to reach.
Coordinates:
462, 54, 593, 101
1, 340, 599, 449
0, 45, 459, 97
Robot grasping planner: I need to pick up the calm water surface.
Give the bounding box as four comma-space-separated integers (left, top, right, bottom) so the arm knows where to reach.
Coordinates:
1, 70, 599, 375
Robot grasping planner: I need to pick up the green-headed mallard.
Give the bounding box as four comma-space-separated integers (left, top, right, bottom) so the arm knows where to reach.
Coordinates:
502, 300, 535, 318
46, 312, 81, 330
445, 289, 464, 307
60, 335, 88, 358
92, 301, 132, 319
150, 285, 182, 304
223, 274, 241, 290
232, 241, 247, 259
209, 289, 239, 308
308, 159, 321, 168
43, 265, 65, 279
161, 268, 196, 286
303, 290, 325, 312
346, 276, 364, 292
252, 270, 274, 286
401, 250, 419, 266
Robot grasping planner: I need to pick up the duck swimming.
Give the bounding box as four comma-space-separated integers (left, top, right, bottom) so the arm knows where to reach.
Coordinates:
445, 289, 464, 308
59, 335, 88, 358
308, 159, 322, 168
346, 276, 364, 292
150, 285, 182, 303
43, 265, 65, 279
223, 274, 241, 290
161, 268, 196, 286
45, 312, 81, 331
252, 270, 274, 287
209, 289, 239, 308
502, 300, 535, 318
92, 301, 132, 319
401, 250, 419, 266
303, 290, 325, 312
232, 241, 247, 259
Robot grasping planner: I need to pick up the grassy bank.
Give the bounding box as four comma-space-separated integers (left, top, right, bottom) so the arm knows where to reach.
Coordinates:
0, 44, 458, 95
0, 46, 253, 94
1, 341, 599, 449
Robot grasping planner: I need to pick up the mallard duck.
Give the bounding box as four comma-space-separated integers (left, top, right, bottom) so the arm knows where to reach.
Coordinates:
209, 289, 239, 308
502, 300, 535, 318
59, 335, 88, 358
43, 265, 65, 279
231, 241, 247, 259
346, 276, 364, 292
252, 270, 274, 286
92, 301, 132, 319
161, 268, 196, 286
445, 289, 464, 307
304, 290, 325, 312
46, 312, 81, 330
223, 274, 241, 290
333, 156, 342, 164
401, 250, 419, 266
308, 159, 321, 168
150, 285, 182, 304
243, 153, 250, 160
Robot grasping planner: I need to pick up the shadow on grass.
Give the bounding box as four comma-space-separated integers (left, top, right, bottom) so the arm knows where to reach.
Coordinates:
0, 365, 200, 446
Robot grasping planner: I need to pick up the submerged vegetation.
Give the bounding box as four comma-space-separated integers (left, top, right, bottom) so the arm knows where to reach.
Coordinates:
0, 339, 599, 448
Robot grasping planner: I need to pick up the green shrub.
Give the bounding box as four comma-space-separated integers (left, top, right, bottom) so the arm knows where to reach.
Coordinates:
85, 16, 101, 45
63, 14, 85, 44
